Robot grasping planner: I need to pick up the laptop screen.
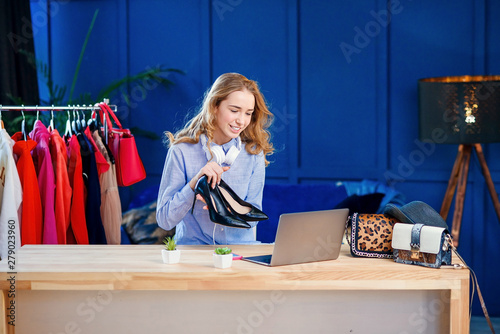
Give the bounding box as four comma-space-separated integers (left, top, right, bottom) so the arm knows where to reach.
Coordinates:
243, 208, 348, 266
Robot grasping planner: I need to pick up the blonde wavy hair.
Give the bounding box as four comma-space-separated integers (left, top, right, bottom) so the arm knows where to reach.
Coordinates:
165, 73, 274, 165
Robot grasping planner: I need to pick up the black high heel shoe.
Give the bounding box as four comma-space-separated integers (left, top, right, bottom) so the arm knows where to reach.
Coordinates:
218, 179, 268, 221
192, 175, 251, 229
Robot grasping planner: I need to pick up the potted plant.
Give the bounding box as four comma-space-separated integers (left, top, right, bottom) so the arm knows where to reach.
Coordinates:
213, 247, 233, 269
162, 237, 180, 264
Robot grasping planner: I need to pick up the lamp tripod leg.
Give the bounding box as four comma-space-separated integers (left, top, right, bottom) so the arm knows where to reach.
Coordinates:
440, 145, 466, 220
450, 145, 472, 247
473, 144, 500, 223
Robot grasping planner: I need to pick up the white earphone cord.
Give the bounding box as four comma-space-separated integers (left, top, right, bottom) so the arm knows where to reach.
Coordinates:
212, 224, 216, 246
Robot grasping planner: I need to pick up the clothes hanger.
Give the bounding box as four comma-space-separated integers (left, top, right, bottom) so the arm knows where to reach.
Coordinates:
64, 109, 73, 137
88, 108, 96, 131
76, 109, 81, 133
50, 105, 55, 131
73, 106, 89, 151
90, 104, 115, 163
80, 105, 87, 130
88, 104, 103, 132
71, 107, 78, 134
21, 108, 27, 140
103, 112, 108, 145
32, 105, 39, 131
74, 106, 83, 133
89, 106, 102, 134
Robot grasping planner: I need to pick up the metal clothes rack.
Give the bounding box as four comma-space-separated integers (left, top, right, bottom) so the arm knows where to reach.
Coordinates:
0, 102, 118, 113
0, 100, 117, 143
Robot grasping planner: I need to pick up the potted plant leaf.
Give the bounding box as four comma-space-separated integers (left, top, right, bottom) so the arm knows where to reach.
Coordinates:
213, 247, 232, 269
162, 237, 180, 264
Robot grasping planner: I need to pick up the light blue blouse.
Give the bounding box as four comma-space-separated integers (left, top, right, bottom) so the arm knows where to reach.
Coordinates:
156, 137, 265, 245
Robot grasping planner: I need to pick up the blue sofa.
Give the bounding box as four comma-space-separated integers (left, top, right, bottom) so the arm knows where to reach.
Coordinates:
121, 180, 406, 244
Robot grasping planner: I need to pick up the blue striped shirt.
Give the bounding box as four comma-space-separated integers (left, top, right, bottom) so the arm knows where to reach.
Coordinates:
156, 138, 265, 245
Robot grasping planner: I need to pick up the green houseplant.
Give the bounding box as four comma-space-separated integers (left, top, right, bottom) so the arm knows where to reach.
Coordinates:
213, 247, 232, 269
6, 8, 183, 137
162, 237, 180, 264
214, 247, 232, 255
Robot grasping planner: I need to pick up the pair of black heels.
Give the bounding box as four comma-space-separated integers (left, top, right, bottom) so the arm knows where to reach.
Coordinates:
192, 175, 268, 229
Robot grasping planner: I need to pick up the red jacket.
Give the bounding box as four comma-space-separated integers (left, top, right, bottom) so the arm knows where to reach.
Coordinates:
66, 135, 89, 244
50, 129, 72, 244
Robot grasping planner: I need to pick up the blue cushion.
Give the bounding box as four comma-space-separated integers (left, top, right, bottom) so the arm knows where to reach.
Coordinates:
258, 183, 348, 243
127, 185, 160, 210
124, 181, 404, 244
120, 225, 132, 244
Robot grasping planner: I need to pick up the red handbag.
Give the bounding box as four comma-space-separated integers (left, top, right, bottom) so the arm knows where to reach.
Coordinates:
99, 103, 146, 186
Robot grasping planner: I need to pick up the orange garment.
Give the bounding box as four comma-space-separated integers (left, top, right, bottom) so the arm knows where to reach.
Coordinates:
49, 129, 72, 244
66, 135, 89, 244
12, 132, 43, 245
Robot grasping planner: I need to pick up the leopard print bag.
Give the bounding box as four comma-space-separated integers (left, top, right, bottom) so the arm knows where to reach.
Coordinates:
346, 213, 400, 258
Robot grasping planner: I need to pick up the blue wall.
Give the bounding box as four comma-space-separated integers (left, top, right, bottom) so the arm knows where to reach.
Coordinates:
31, 0, 500, 315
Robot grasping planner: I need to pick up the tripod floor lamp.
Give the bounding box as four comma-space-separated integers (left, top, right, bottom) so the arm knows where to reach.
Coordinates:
418, 75, 500, 247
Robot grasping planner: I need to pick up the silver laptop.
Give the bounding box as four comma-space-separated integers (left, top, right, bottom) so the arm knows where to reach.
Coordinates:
243, 208, 349, 266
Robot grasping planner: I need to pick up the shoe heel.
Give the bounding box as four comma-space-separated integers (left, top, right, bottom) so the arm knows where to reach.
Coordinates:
191, 192, 197, 214
191, 177, 203, 214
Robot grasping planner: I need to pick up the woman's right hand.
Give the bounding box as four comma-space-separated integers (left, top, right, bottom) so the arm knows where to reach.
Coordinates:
189, 162, 230, 190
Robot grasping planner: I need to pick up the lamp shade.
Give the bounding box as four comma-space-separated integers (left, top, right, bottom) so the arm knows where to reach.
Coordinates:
418, 75, 500, 144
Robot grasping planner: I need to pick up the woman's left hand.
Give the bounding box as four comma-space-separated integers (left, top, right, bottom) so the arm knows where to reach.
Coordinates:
189, 161, 230, 190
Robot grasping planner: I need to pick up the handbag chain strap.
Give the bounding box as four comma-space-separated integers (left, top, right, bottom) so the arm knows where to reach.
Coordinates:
345, 215, 353, 246
447, 236, 496, 334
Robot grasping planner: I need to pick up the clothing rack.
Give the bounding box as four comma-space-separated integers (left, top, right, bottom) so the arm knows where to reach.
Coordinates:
0, 102, 118, 113
0, 100, 116, 142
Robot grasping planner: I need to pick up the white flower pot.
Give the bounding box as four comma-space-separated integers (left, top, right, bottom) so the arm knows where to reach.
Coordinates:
162, 249, 181, 264
213, 253, 233, 269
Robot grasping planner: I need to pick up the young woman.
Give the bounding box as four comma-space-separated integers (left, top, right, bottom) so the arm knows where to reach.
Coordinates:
156, 73, 274, 245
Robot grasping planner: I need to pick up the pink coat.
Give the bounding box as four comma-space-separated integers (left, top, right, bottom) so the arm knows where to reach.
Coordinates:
30, 121, 57, 244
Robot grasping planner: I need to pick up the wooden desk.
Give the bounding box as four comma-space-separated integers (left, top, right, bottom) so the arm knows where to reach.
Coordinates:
0, 244, 469, 333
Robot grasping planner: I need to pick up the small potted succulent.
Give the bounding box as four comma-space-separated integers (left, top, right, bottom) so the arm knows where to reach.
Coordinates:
162, 237, 180, 264
213, 247, 233, 269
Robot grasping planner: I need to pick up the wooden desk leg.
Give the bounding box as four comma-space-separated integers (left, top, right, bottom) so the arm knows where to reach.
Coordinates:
1, 290, 5, 334
441, 145, 466, 220
450, 277, 471, 334
474, 143, 500, 223
451, 145, 472, 247
1, 289, 14, 334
